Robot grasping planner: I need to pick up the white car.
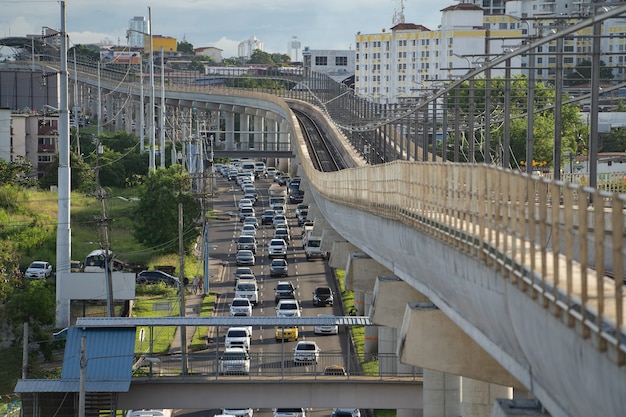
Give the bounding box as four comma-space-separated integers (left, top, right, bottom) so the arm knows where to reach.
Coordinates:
223, 409, 254, 417
238, 198, 253, 210
25, 261, 53, 279
241, 224, 257, 237
314, 314, 339, 335
276, 299, 301, 317
127, 410, 172, 417
219, 347, 250, 375
273, 214, 287, 227
225, 326, 252, 351
268, 239, 287, 258
293, 341, 320, 364
230, 297, 252, 316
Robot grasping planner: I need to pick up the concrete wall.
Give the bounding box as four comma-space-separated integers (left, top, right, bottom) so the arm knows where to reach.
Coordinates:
311, 188, 626, 417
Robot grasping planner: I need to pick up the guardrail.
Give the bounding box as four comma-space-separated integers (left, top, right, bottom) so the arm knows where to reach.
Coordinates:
133, 352, 421, 381
303, 161, 626, 365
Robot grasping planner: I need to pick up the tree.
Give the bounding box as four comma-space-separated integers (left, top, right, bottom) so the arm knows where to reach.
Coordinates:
565, 59, 614, 85
177, 40, 194, 53
39, 152, 95, 192
68, 44, 101, 63
450, 75, 583, 168
248, 49, 275, 65
132, 166, 201, 251
0, 156, 37, 188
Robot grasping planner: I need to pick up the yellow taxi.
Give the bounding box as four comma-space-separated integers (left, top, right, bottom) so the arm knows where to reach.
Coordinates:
275, 326, 298, 342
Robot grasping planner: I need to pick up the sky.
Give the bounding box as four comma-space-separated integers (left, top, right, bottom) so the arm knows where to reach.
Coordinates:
0, 0, 447, 58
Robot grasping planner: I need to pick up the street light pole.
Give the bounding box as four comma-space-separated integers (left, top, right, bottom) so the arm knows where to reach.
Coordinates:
148, 6, 156, 172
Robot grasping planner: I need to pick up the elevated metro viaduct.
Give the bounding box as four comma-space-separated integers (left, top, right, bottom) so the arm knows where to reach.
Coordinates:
15, 63, 626, 417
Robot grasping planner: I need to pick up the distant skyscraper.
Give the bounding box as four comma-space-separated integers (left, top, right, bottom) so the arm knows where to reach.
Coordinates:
238, 36, 264, 60
287, 36, 301, 62
128, 16, 148, 48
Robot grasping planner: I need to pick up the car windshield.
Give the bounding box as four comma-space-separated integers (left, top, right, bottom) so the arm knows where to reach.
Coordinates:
272, 260, 286, 266
298, 344, 316, 350
238, 284, 255, 291
239, 236, 254, 242
228, 330, 247, 337
232, 299, 249, 306
316, 287, 331, 295
223, 351, 248, 360
30, 263, 45, 269
277, 284, 292, 291
271, 240, 285, 246
282, 303, 297, 310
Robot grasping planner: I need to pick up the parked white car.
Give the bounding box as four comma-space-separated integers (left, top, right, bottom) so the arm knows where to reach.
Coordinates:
25, 261, 53, 279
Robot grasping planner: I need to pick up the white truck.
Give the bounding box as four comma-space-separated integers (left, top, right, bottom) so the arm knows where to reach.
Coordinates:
303, 231, 326, 260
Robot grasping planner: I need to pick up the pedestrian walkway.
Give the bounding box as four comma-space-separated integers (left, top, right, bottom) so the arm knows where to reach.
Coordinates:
169, 258, 224, 354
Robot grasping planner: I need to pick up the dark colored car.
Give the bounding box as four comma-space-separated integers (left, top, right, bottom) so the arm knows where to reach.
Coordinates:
136, 270, 181, 287
289, 190, 305, 204
312, 286, 334, 306
274, 281, 296, 303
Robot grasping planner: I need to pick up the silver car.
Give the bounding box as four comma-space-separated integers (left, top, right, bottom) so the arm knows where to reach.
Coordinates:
236, 250, 255, 266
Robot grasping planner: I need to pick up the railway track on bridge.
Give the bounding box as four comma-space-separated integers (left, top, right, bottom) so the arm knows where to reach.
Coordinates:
293, 109, 348, 172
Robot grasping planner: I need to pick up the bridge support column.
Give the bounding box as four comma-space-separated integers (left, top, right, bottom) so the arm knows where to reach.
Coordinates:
460, 377, 512, 417
379, 325, 418, 375
328, 241, 360, 270
240, 112, 250, 150
225, 111, 235, 151
279, 119, 290, 152
490, 399, 548, 417
423, 369, 460, 417
253, 114, 264, 156
105, 94, 113, 132
364, 291, 378, 359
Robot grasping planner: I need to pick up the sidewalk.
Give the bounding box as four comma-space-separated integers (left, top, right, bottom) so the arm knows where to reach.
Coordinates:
169, 258, 225, 354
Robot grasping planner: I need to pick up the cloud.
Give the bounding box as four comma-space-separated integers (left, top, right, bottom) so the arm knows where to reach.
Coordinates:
2, 0, 445, 58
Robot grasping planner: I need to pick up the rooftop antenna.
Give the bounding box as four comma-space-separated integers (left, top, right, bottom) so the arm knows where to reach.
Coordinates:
393, 0, 405, 25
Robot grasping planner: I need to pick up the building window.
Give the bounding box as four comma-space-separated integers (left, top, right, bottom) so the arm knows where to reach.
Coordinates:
336, 56, 348, 66
38, 137, 55, 145
315, 56, 328, 66
38, 155, 52, 162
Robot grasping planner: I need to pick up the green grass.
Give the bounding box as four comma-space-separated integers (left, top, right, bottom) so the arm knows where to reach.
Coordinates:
189, 293, 215, 350
335, 269, 395, 417
132, 286, 180, 354
131, 286, 215, 354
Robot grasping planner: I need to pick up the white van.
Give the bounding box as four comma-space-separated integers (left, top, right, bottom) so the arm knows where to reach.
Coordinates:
241, 161, 256, 175
254, 161, 266, 177
235, 281, 259, 305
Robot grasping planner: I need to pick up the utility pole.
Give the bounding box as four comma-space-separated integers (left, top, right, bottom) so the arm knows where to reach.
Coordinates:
93, 141, 115, 317
178, 203, 188, 374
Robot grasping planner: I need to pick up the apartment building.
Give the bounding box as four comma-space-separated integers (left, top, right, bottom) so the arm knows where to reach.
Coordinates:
1, 111, 58, 178
354, 0, 626, 103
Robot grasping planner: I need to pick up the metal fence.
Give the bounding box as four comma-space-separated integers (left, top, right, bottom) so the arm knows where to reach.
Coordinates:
133, 352, 421, 380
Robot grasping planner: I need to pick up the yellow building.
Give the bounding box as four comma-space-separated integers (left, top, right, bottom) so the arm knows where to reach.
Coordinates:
145, 35, 177, 53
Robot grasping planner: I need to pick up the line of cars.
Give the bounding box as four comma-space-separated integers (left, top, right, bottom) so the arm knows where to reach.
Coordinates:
217, 166, 360, 416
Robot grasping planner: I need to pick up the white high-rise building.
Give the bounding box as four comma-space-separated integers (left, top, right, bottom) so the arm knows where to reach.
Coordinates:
128, 16, 149, 48
354, 0, 626, 103
287, 36, 302, 62
238, 36, 264, 60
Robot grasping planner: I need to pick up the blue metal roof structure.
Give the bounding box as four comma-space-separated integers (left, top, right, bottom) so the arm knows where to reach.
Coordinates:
15, 327, 136, 393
